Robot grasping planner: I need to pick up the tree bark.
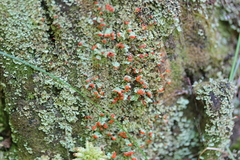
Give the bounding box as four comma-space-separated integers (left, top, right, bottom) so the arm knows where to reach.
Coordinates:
0, 0, 239, 159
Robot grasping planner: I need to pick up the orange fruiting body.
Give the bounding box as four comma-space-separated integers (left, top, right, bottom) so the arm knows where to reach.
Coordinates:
137, 89, 145, 95
112, 152, 117, 158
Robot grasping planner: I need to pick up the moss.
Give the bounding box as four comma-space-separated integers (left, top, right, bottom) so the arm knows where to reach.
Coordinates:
176, 5, 210, 80
0, 83, 7, 134
7, 107, 68, 159
231, 137, 240, 150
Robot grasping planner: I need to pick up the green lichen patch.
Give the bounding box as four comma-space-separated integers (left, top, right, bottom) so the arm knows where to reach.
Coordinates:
219, 0, 240, 33
0, 0, 191, 158
0, 0, 237, 159
193, 79, 235, 159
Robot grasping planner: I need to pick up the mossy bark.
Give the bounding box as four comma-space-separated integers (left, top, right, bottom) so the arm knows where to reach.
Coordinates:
0, 0, 238, 159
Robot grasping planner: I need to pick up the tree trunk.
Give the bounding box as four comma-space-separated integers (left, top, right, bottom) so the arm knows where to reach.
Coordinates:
0, 0, 239, 159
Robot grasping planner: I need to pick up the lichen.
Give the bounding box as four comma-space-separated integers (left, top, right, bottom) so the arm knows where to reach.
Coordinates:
193, 79, 235, 159
34, 154, 64, 160
0, 0, 181, 158
175, 1, 238, 82
0, 0, 237, 159
72, 141, 107, 160
219, 0, 240, 33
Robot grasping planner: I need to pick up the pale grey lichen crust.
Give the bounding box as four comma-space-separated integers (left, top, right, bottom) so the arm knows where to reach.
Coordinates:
193, 79, 235, 159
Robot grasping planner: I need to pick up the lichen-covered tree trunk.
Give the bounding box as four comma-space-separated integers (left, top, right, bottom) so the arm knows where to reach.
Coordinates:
0, 0, 239, 159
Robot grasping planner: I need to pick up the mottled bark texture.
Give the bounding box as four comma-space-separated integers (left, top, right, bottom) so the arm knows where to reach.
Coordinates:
0, 0, 239, 159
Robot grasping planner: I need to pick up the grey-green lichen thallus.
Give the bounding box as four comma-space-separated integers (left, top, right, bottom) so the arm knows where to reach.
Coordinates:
0, 0, 238, 159
194, 79, 235, 160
